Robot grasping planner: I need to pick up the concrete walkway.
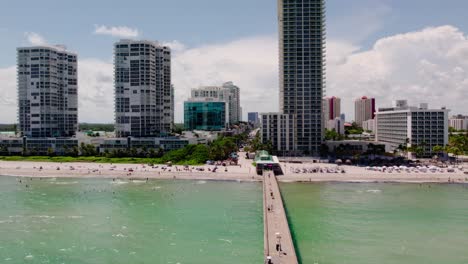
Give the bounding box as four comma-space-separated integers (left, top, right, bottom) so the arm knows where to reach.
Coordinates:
263, 172, 298, 264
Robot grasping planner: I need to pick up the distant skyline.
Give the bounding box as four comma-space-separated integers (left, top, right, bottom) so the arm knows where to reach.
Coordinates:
1, 0, 468, 123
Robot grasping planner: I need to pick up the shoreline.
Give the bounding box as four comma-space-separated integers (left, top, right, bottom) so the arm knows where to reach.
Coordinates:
1, 160, 467, 184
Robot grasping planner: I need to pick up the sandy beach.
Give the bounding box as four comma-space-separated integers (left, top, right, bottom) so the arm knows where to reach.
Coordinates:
1, 157, 467, 184
0, 160, 262, 182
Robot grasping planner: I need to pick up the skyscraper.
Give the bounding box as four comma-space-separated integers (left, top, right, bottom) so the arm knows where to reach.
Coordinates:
262, 0, 326, 155
114, 40, 172, 138
354, 96, 376, 128
323, 96, 341, 121
17, 45, 78, 138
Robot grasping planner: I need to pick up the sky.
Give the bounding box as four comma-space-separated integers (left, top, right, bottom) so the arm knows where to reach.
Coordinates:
0, 0, 467, 123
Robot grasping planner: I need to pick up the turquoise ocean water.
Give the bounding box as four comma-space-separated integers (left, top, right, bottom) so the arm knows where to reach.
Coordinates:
281, 182, 468, 264
2, 175, 467, 264
0, 177, 263, 263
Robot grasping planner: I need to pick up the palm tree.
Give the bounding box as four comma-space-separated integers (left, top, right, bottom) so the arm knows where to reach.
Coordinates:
432, 145, 444, 157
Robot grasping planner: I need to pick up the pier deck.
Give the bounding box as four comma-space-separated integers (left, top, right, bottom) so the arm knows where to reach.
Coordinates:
263, 173, 298, 264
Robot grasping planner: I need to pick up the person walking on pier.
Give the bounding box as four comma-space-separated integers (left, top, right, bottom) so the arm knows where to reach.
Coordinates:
276, 232, 282, 254
265, 256, 273, 264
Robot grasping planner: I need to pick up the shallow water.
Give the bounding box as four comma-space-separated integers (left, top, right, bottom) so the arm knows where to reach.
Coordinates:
0, 177, 263, 263
281, 182, 468, 264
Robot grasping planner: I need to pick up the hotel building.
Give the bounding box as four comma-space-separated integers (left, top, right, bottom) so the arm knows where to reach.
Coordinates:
375, 100, 449, 157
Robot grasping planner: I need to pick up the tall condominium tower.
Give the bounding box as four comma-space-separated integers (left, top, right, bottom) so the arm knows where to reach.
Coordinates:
323, 96, 341, 121
17, 45, 78, 138
114, 40, 172, 137
354, 96, 376, 128
262, 0, 325, 155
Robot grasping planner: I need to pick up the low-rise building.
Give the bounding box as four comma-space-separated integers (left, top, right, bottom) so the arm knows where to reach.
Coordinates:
0, 137, 78, 155
375, 101, 449, 157
98, 137, 190, 154
254, 150, 282, 175
326, 118, 345, 135
325, 140, 389, 156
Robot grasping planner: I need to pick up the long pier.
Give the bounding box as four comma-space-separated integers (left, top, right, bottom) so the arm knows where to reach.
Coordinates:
263, 172, 298, 264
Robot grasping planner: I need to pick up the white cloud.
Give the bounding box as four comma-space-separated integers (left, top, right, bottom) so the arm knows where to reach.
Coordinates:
24, 32, 47, 45
327, 25, 468, 121
1, 25, 467, 125
0, 66, 17, 123
171, 36, 279, 122
94, 25, 139, 38
162, 40, 186, 53
77, 58, 115, 123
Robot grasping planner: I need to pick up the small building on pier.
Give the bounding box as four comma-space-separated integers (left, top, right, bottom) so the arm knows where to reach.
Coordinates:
255, 151, 283, 175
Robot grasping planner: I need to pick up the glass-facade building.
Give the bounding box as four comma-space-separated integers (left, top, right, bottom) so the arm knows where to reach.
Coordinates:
248, 112, 259, 124
184, 102, 226, 131
279, 0, 326, 155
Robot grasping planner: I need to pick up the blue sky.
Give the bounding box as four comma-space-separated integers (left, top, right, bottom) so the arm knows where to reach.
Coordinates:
0, 0, 467, 122
1, 0, 468, 66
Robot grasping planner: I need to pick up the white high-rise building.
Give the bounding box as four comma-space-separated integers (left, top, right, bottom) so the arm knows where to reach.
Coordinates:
17, 45, 78, 138
449, 115, 468, 131
323, 96, 341, 121
114, 40, 172, 137
222, 82, 241, 124
354, 96, 376, 128
375, 101, 449, 157
190, 82, 241, 125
